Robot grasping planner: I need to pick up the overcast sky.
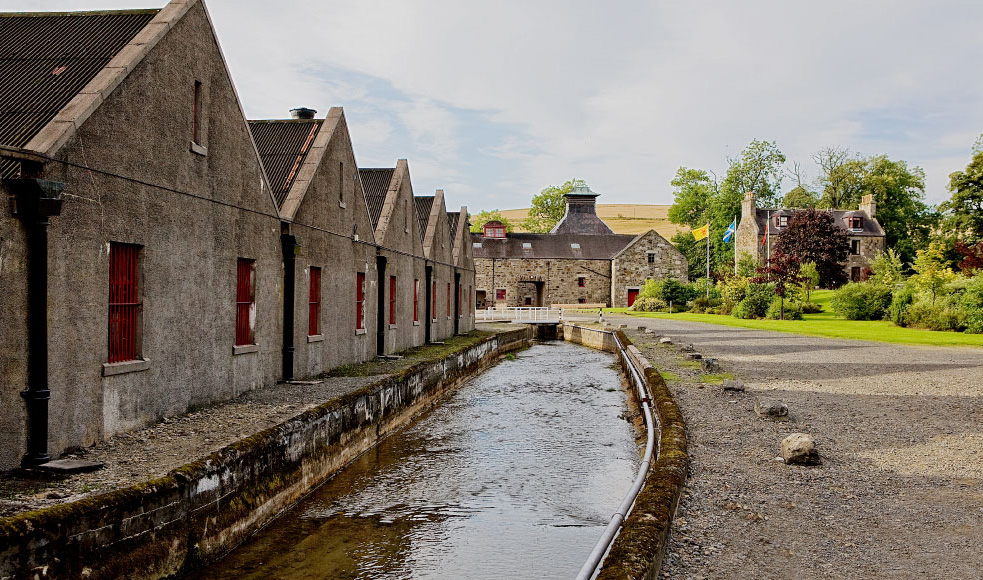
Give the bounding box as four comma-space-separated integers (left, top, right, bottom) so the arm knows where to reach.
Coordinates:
12, 0, 983, 210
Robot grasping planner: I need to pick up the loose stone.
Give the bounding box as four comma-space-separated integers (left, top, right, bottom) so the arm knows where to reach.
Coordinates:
781, 433, 820, 465
722, 379, 745, 392
660, 337, 673, 345
754, 398, 789, 419
687, 352, 703, 360
701, 358, 720, 373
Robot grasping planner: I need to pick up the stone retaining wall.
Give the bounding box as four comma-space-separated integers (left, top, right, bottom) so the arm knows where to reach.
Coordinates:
562, 325, 689, 580
0, 327, 532, 580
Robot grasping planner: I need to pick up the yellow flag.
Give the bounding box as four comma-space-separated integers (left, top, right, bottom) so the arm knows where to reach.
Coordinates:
692, 223, 709, 241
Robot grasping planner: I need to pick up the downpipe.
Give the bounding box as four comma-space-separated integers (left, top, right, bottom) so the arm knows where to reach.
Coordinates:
576, 330, 657, 580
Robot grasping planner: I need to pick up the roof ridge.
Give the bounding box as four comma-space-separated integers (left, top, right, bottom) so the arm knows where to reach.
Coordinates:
247, 119, 323, 124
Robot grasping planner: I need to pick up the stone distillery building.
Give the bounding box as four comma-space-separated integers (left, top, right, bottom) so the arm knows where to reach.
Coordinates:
472, 185, 688, 309
0, 0, 474, 471
735, 192, 886, 282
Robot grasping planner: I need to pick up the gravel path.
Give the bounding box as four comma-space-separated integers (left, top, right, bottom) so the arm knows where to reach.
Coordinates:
582, 314, 983, 579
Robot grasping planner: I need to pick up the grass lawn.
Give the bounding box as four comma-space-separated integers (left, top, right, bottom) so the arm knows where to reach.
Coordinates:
607, 290, 983, 348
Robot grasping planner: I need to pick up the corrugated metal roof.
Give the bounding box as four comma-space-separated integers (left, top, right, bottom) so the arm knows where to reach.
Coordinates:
447, 211, 460, 240
248, 120, 322, 208
414, 196, 433, 241
471, 232, 636, 260
359, 168, 394, 229
0, 9, 158, 178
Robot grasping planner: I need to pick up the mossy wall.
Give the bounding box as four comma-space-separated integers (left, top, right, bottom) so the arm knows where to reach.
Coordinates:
0, 326, 532, 580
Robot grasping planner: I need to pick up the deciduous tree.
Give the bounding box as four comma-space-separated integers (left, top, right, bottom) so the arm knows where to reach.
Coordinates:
522, 178, 583, 233
940, 136, 983, 243
752, 249, 803, 319
773, 209, 850, 288
469, 210, 514, 233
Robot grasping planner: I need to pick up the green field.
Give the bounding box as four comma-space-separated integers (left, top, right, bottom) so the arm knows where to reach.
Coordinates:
610, 290, 983, 348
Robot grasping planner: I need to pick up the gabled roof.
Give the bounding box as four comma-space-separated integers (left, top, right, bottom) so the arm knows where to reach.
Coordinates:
447, 211, 461, 242
248, 119, 322, 208
359, 168, 394, 230
0, 9, 158, 178
414, 196, 434, 242
471, 232, 637, 260
754, 208, 885, 237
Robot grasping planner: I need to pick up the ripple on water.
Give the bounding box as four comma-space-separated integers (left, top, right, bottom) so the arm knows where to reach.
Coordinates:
189, 342, 640, 580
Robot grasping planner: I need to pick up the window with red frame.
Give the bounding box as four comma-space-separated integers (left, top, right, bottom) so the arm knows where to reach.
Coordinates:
356, 272, 365, 330
447, 282, 451, 316
108, 242, 142, 363
578, 276, 586, 287
431, 280, 437, 321
235, 259, 256, 346
309, 266, 321, 336
389, 275, 397, 325
413, 279, 419, 322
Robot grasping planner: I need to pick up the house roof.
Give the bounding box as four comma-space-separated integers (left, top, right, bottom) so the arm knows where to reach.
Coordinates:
471, 232, 637, 260
0, 9, 158, 178
358, 167, 394, 229
447, 211, 461, 242
248, 119, 322, 208
754, 208, 885, 237
414, 196, 434, 242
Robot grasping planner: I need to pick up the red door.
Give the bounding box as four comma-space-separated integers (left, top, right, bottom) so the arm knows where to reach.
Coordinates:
627, 289, 639, 307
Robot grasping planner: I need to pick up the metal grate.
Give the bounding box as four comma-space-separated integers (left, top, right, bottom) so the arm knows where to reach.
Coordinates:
235, 259, 255, 346
309, 266, 321, 336
355, 272, 365, 330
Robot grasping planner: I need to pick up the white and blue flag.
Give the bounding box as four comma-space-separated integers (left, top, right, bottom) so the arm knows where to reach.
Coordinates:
722, 218, 737, 243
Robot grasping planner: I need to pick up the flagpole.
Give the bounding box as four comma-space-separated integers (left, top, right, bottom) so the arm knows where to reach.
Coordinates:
706, 223, 710, 299
733, 214, 738, 276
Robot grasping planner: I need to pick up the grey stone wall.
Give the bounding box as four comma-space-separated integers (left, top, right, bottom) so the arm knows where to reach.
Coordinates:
611, 231, 689, 308
0, 184, 29, 469
475, 257, 615, 307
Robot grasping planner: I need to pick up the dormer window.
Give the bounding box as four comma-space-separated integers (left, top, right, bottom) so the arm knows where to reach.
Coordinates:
777, 215, 788, 227
570, 243, 581, 249
482, 221, 507, 238
849, 216, 863, 230
522, 242, 532, 249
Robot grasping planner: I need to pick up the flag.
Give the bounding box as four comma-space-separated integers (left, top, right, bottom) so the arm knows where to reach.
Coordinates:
692, 223, 709, 241
761, 221, 769, 245
722, 218, 736, 243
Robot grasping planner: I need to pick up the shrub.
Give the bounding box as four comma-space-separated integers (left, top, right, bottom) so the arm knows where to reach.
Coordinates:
766, 298, 803, 320
831, 282, 892, 320
800, 302, 824, 314
720, 277, 750, 311
889, 286, 915, 326
630, 296, 667, 312
689, 296, 722, 313
732, 283, 773, 319
962, 276, 983, 333
906, 297, 966, 332
691, 278, 721, 301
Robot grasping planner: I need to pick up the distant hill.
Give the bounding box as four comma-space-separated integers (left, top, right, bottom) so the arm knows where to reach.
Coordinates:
496, 204, 687, 240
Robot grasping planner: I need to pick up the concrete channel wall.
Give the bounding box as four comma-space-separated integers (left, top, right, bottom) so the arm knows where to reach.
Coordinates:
562, 324, 689, 580
0, 327, 532, 580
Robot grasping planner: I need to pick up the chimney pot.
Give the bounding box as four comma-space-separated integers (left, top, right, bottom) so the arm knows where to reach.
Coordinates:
289, 107, 317, 120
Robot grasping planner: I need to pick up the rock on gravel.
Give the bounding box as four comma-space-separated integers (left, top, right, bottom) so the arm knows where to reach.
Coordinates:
701, 357, 720, 373
659, 337, 673, 345
754, 397, 789, 419
722, 379, 745, 392
686, 352, 703, 360
781, 433, 820, 465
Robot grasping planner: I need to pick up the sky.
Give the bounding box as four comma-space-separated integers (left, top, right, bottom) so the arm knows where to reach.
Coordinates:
11, 0, 983, 211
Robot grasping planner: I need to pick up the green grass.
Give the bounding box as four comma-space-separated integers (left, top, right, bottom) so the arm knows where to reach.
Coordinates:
610, 290, 983, 348
701, 372, 736, 384
659, 370, 680, 382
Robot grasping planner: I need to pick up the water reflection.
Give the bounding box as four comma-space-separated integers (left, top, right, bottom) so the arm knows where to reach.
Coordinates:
191, 341, 639, 580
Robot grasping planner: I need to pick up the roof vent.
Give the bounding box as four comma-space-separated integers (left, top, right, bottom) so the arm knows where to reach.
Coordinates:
289, 107, 317, 120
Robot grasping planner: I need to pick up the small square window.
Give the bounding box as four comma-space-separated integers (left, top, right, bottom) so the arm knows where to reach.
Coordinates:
778, 215, 788, 227
647, 252, 656, 264
473, 242, 482, 248
570, 243, 580, 249
577, 276, 586, 287
851, 239, 861, 255
522, 242, 532, 249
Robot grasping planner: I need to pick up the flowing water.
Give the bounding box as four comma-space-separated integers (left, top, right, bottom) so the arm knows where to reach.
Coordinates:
190, 341, 640, 580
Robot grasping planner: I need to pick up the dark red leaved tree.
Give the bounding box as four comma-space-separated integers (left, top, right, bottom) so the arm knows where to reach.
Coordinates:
773, 209, 850, 288
752, 249, 804, 319
956, 241, 983, 274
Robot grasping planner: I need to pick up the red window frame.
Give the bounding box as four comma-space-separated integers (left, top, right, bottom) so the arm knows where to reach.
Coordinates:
108, 242, 141, 363
447, 282, 451, 316
192, 80, 202, 145
236, 258, 256, 346
356, 272, 365, 330
389, 275, 397, 325
413, 279, 419, 322
309, 266, 321, 336
431, 280, 437, 321
578, 276, 586, 287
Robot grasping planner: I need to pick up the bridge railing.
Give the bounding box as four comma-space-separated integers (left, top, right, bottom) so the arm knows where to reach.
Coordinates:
475, 307, 561, 321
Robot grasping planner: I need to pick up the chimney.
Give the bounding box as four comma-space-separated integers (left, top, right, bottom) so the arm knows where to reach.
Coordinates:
289, 107, 317, 120
550, 183, 614, 235
860, 194, 876, 219
741, 191, 756, 220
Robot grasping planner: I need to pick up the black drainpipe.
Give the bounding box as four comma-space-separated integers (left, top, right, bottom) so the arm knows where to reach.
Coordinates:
8, 168, 65, 467
376, 255, 387, 356
281, 229, 298, 382
424, 265, 433, 343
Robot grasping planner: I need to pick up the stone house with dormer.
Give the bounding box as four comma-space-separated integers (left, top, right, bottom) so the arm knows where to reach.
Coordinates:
735, 192, 886, 282
472, 185, 687, 308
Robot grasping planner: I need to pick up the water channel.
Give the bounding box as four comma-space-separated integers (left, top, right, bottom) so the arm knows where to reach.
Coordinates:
190, 341, 640, 580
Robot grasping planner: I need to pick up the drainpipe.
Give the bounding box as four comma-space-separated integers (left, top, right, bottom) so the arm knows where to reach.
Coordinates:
281, 230, 298, 382
7, 168, 65, 467
424, 265, 433, 343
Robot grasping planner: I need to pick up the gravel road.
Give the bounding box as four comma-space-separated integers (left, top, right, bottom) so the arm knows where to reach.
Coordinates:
588, 314, 983, 580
